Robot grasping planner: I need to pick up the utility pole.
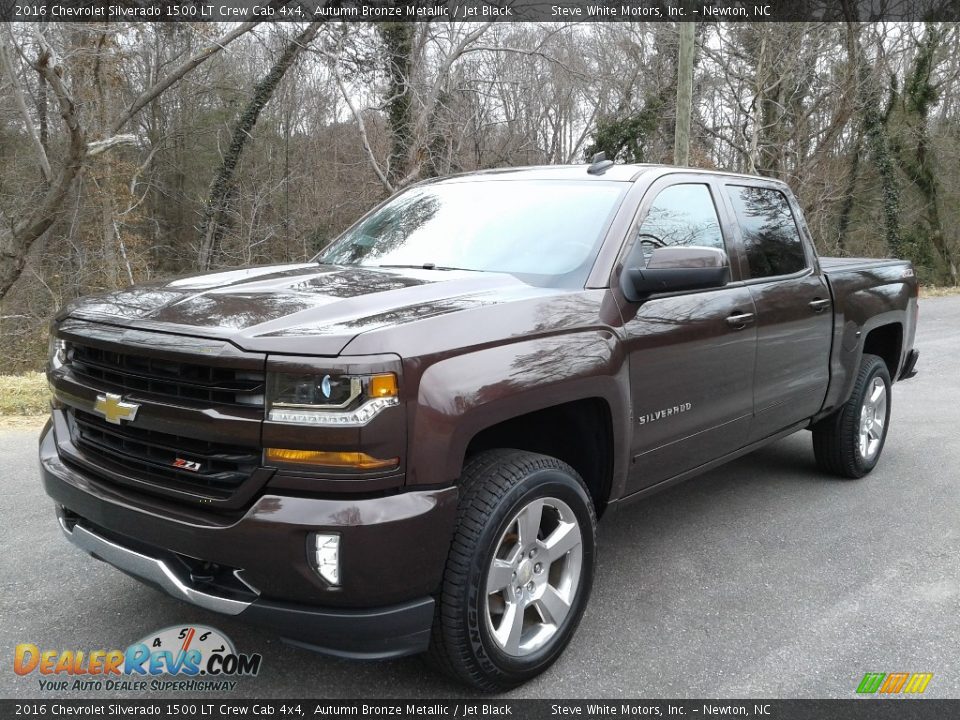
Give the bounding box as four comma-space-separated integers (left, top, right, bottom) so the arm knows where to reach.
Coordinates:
674, 21, 695, 166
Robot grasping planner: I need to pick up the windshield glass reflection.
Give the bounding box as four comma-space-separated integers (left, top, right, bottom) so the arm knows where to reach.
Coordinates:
317, 180, 628, 287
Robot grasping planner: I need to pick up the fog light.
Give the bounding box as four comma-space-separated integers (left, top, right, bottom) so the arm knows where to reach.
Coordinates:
312, 533, 340, 586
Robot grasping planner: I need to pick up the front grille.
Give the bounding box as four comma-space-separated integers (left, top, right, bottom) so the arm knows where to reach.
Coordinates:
68, 343, 264, 407
71, 409, 259, 499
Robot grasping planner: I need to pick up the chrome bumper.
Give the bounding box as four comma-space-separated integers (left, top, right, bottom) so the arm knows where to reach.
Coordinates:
56, 507, 253, 616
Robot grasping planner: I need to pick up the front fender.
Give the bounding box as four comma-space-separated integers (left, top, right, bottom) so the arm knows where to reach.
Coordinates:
405, 330, 631, 497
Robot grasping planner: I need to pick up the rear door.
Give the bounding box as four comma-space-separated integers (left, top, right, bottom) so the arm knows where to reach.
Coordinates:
615, 174, 758, 493
720, 182, 832, 441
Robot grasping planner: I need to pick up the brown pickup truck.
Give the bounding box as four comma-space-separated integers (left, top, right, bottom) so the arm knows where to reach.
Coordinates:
41, 162, 919, 689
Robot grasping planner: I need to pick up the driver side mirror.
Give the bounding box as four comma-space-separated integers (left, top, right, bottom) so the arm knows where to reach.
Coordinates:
620, 246, 730, 302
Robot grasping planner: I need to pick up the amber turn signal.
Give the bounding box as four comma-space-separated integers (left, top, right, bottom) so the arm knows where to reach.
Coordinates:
368, 373, 398, 398
265, 448, 399, 470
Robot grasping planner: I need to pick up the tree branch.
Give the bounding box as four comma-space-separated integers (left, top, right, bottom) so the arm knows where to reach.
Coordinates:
86, 134, 138, 157
1, 32, 52, 183
320, 44, 395, 195
0, 31, 86, 302
107, 22, 259, 137
391, 22, 493, 188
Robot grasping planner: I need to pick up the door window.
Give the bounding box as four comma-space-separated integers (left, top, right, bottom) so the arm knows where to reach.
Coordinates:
636, 184, 725, 265
727, 186, 807, 278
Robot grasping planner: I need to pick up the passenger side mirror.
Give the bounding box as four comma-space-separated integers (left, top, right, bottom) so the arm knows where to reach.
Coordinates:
621, 246, 730, 302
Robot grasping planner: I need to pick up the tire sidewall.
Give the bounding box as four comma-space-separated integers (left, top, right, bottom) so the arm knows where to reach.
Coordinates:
853, 359, 892, 474
463, 468, 595, 683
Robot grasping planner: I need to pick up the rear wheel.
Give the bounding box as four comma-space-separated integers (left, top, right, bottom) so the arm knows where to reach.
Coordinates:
812, 353, 892, 478
429, 449, 596, 690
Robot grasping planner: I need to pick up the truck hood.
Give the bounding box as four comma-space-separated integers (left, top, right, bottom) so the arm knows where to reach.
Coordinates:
63, 263, 554, 356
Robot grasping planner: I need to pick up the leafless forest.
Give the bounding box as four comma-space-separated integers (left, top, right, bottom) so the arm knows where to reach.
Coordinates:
1, 21, 958, 372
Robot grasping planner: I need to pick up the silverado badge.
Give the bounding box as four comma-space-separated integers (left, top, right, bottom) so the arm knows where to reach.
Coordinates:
93, 393, 140, 425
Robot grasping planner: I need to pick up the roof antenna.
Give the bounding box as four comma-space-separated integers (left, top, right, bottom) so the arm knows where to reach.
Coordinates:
587, 151, 615, 175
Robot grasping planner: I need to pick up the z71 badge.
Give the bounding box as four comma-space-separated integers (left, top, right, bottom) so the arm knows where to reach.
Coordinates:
172, 458, 202, 472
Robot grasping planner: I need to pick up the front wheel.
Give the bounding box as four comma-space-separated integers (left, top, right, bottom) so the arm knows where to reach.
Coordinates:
429, 449, 596, 690
812, 353, 892, 478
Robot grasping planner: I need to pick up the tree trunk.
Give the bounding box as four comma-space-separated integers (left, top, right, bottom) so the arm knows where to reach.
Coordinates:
897, 25, 956, 283
197, 21, 323, 270
378, 23, 415, 188
835, 130, 863, 252
848, 25, 903, 259
673, 21, 695, 166
861, 85, 903, 259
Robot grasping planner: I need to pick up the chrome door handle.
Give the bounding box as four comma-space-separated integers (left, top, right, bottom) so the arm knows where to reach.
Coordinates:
809, 298, 831, 313
726, 312, 755, 329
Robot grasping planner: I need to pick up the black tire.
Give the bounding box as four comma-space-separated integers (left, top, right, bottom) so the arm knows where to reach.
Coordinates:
812, 353, 892, 478
429, 449, 597, 690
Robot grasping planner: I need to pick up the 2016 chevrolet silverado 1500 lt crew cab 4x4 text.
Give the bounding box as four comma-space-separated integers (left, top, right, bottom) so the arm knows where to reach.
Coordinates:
40, 161, 919, 689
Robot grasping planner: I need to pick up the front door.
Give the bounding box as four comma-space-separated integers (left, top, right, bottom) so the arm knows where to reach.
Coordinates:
618, 179, 758, 494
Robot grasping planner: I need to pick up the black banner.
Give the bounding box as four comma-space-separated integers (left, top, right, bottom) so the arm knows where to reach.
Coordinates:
2, 0, 960, 23
2, 700, 959, 719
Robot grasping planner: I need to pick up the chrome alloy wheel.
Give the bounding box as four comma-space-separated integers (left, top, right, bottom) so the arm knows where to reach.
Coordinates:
859, 376, 887, 461
484, 497, 583, 658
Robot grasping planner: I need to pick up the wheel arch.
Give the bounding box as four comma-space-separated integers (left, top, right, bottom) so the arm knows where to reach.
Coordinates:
404, 332, 631, 512
862, 322, 903, 380
464, 398, 616, 517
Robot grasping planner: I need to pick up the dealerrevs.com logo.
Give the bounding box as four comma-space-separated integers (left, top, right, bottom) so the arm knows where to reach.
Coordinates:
14, 625, 262, 692
856, 672, 933, 695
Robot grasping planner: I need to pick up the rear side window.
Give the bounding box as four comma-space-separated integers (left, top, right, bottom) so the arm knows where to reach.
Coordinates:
727, 186, 807, 278
636, 184, 725, 265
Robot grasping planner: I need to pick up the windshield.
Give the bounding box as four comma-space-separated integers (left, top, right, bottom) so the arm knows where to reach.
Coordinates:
316, 179, 628, 287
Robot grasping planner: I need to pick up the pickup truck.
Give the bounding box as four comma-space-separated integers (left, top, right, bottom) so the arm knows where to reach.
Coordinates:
41, 162, 919, 689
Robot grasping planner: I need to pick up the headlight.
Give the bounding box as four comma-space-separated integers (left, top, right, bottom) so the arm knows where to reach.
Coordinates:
48, 337, 69, 371
267, 372, 399, 426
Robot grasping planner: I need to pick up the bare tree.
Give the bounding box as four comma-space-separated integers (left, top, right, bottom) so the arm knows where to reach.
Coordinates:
0, 22, 259, 302
322, 22, 493, 194
198, 21, 325, 270
3, 20, 960, 374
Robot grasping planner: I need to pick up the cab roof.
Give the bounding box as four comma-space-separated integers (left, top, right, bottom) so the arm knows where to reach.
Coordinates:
431, 163, 786, 186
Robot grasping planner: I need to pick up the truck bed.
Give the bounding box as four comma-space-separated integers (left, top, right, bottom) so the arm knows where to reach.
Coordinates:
816, 254, 918, 416
819, 256, 910, 273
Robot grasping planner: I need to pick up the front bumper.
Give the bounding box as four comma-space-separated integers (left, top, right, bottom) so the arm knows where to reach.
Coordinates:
40, 421, 458, 659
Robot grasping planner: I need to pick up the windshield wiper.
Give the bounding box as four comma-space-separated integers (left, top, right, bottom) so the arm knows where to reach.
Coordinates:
376, 263, 483, 272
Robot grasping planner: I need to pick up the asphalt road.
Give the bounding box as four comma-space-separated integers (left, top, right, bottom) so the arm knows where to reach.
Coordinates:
2, 296, 958, 700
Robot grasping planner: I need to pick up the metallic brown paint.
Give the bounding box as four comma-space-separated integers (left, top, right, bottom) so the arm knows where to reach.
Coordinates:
39, 164, 919, 653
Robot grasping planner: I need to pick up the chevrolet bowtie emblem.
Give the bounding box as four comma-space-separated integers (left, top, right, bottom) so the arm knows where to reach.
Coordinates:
93, 393, 139, 425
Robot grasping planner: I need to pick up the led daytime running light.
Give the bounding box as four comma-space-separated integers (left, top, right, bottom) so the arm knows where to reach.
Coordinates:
268, 396, 398, 426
